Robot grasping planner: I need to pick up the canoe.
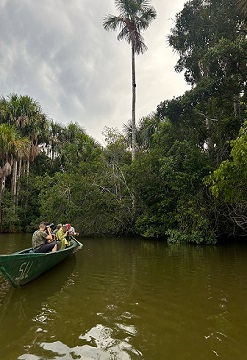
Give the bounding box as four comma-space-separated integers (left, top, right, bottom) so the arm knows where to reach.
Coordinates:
0, 239, 81, 288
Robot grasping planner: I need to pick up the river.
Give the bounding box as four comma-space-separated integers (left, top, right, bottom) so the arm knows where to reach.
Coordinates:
0, 234, 247, 360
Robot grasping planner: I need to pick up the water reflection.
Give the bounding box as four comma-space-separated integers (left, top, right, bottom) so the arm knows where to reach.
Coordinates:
17, 293, 142, 359
1, 236, 247, 359
0, 256, 77, 359
19, 321, 141, 360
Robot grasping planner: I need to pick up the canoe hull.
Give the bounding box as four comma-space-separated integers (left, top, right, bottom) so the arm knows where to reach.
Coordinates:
0, 240, 79, 287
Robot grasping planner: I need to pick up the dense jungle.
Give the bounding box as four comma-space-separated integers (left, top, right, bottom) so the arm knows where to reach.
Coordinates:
0, 0, 246, 245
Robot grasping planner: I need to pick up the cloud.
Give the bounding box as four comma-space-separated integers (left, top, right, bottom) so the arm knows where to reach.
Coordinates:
0, 0, 188, 143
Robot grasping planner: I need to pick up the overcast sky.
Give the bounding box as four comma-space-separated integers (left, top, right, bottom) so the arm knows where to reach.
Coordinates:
0, 0, 189, 144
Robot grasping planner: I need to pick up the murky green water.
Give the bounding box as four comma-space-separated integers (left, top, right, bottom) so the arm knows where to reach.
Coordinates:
1, 234, 247, 360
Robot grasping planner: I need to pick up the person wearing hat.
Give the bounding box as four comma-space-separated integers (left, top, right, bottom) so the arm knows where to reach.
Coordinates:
67, 223, 79, 236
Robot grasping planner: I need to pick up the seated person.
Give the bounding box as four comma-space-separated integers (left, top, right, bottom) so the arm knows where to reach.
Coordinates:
52, 223, 62, 236
32, 222, 58, 253
55, 224, 70, 250
67, 223, 79, 236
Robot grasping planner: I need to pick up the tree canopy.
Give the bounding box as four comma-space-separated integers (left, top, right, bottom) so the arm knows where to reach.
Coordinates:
0, 0, 247, 245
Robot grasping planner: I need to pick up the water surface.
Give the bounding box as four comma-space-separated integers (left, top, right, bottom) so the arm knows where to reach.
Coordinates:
0, 234, 247, 359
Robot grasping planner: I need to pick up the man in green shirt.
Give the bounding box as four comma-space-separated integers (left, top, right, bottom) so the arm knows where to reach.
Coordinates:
32, 222, 58, 253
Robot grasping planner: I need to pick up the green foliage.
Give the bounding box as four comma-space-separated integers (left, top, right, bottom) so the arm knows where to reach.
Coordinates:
209, 122, 247, 202
1, 190, 21, 232
34, 130, 135, 236
171, 193, 217, 244
206, 121, 247, 235
103, 126, 131, 166
37, 167, 135, 236
166, 229, 217, 245
17, 174, 42, 231
168, 0, 245, 85
131, 133, 214, 242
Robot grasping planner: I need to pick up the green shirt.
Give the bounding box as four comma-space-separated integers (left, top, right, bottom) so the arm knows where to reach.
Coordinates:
32, 230, 47, 249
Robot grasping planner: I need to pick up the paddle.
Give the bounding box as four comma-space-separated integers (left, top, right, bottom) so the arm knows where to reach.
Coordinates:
70, 236, 83, 249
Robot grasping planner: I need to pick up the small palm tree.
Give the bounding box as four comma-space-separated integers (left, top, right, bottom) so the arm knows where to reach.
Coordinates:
0, 124, 30, 230
103, 0, 156, 160
0, 94, 49, 174
123, 111, 160, 151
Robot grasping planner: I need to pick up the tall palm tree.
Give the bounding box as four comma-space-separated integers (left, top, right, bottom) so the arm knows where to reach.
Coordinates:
103, 0, 156, 160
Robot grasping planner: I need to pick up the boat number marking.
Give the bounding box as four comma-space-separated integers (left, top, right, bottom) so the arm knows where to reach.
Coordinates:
15, 261, 33, 281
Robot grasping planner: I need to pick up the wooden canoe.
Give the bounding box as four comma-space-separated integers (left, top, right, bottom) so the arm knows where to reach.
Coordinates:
0, 239, 81, 288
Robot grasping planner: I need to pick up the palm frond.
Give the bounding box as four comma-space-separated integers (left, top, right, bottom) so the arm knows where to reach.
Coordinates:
103, 15, 125, 31
131, 31, 148, 54
137, 7, 157, 30
104, 0, 156, 55
115, 0, 136, 16
117, 26, 131, 42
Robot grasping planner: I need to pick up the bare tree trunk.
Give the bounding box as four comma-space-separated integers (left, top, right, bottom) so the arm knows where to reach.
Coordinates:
0, 183, 2, 232
0, 176, 6, 232
233, 95, 240, 116
11, 159, 18, 205
23, 160, 26, 175
1, 175, 6, 193
131, 42, 136, 161
205, 117, 214, 152
0, 189, 2, 233
16, 158, 22, 206
27, 158, 30, 176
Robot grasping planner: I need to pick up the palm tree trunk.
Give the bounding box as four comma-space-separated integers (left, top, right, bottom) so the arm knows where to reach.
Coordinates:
0, 181, 2, 232
0, 176, 6, 232
11, 159, 18, 205
131, 42, 136, 161
16, 158, 22, 205
27, 158, 30, 176
1, 176, 6, 194
0, 189, 2, 233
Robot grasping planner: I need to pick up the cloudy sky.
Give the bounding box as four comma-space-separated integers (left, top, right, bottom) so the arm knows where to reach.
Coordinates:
0, 0, 189, 144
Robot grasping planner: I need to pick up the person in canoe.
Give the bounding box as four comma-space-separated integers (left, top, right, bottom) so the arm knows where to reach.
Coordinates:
67, 223, 79, 236
52, 223, 62, 236
55, 224, 70, 250
32, 222, 59, 253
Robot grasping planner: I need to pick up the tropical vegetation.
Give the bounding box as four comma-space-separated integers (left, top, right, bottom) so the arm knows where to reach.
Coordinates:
0, 0, 246, 245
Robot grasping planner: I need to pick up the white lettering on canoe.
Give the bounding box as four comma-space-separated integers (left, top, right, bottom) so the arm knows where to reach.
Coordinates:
15, 261, 33, 281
